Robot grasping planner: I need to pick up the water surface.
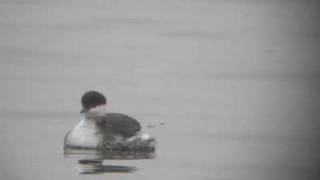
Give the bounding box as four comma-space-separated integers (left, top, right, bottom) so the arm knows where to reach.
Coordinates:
1, 0, 320, 179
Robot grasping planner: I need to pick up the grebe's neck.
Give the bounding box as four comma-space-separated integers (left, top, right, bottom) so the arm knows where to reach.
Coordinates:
84, 105, 108, 119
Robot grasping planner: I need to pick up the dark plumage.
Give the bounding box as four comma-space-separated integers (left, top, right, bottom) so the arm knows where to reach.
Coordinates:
81, 91, 107, 113
81, 91, 141, 138
95, 113, 141, 138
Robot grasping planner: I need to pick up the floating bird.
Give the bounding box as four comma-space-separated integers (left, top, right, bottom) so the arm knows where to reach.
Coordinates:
64, 91, 156, 152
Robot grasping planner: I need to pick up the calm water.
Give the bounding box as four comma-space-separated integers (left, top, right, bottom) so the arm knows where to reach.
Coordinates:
1, 0, 320, 179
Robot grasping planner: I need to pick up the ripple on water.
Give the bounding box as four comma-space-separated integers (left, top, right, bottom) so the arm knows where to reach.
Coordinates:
64, 147, 156, 174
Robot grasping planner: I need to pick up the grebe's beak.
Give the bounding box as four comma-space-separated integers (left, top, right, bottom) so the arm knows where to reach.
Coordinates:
80, 109, 87, 113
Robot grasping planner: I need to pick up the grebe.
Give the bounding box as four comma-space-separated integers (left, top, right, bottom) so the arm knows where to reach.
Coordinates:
64, 91, 155, 152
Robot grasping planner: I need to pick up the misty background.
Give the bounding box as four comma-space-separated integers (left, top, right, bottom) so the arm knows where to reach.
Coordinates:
0, 0, 320, 179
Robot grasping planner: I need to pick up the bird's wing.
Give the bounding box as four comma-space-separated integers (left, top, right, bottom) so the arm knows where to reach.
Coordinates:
96, 113, 141, 138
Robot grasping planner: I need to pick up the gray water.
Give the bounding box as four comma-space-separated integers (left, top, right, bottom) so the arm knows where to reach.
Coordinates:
1, 0, 320, 179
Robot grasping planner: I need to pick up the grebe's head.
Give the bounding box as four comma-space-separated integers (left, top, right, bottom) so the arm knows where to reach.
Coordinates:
80, 91, 107, 113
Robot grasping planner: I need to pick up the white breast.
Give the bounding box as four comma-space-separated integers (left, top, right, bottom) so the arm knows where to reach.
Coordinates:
65, 119, 101, 148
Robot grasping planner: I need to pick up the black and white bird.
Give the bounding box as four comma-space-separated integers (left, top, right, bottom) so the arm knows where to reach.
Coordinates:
64, 91, 155, 151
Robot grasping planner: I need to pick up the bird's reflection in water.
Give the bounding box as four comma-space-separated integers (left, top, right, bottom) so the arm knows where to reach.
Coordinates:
64, 147, 155, 174
78, 159, 137, 174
